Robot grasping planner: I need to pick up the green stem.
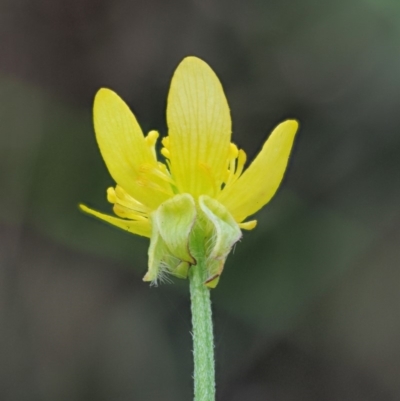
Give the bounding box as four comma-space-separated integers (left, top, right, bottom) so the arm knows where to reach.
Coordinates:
189, 240, 215, 401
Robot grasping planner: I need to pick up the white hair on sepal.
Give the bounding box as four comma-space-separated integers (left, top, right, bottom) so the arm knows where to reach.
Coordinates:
205, 227, 218, 262
157, 267, 174, 285
151, 253, 184, 286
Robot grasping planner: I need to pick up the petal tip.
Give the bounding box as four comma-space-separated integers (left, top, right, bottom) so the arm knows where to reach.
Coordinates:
282, 119, 299, 133
94, 88, 118, 105
79, 203, 89, 213
180, 55, 208, 66
175, 56, 215, 78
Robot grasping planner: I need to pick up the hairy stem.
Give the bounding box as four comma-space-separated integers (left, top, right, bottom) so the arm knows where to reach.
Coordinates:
189, 239, 215, 401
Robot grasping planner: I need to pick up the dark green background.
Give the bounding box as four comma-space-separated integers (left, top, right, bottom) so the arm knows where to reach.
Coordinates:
1, 0, 400, 399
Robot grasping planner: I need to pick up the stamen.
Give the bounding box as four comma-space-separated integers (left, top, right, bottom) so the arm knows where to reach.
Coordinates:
145, 130, 159, 160
224, 143, 240, 186
107, 187, 117, 204
145, 130, 159, 146
114, 185, 149, 213
158, 162, 168, 173
161, 148, 170, 159
229, 143, 239, 159
236, 149, 247, 177
165, 158, 172, 172
161, 136, 170, 149
163, 159, 177, 194
238, 220, 257, 230
149, 168, 175, 185
222, 146, 247, 188
225, 157, 236, 186
230, 149, 247, 184
139, 163, 176, 185
113, 204, 148, 221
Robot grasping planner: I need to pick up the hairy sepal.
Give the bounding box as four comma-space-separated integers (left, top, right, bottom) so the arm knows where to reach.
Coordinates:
143, 194, 197, 283
199, 195, 242, 288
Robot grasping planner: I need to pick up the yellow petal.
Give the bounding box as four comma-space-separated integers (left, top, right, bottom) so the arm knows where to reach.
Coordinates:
94, 89, 170, 209
167, 57, 231, 197
219, 120, 298, 222
79, 204, 151, 238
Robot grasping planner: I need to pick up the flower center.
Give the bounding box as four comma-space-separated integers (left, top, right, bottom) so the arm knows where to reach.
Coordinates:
108, 133, 250, 222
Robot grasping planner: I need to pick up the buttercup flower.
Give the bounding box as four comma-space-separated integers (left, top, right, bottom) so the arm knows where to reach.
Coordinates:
80, 56, 298, 288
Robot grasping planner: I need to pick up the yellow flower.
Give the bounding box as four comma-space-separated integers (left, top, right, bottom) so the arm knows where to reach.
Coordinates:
80, 56, 298, 287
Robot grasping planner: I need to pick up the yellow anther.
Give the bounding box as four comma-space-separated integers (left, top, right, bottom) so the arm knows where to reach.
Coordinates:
161, 148, 170, 159
225, 159, 236, 186
229, 143, 239, 159
162, 136, 170, 149
113, 204, 148, 221
234, 149, 247, 179
106, 187, 117, 204
237, 149, 247, 167
115, 185, 134, 202
151, 167, 175, 185
165, 159, 173, 178
113, 203, 127, 217
113, 185, 149, 213
145, 130, 159, 147
224, 148, 248, 188
145, 130, 159, 160
158, 162, 168, 173
238, 220, 257, 230
138, 163, 175, 185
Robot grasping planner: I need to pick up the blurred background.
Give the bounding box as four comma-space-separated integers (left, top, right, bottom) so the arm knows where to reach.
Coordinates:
1, 0, 400, 400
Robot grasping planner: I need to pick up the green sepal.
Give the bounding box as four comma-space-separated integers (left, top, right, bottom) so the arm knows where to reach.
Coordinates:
143, 223, 164, 282
205, 275, 220, 289
199, 195, 242, 288
156, 194, 197, 264
143, 194, 197, 283
172, 261, 190, 279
